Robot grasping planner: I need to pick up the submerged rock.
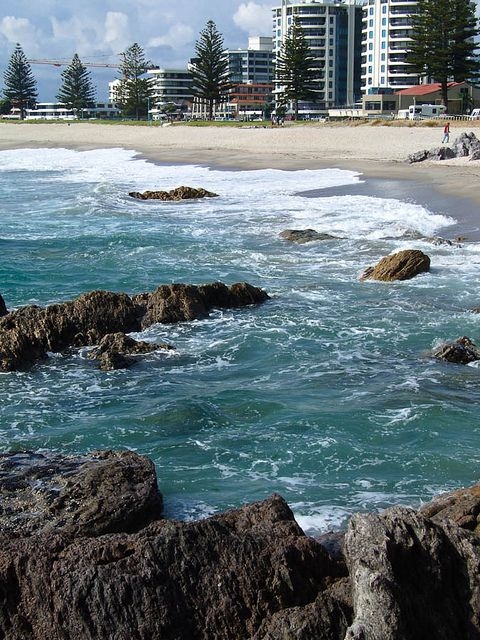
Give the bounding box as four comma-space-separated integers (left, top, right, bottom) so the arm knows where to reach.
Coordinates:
431, 335, 480, 364
360, 249, 430, 282
129, 185, 218, 200
0, 282, 269, 371
88, 332, 174, 371
280, 229, 339, 244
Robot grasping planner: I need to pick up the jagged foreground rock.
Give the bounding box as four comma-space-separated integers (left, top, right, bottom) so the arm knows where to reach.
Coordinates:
0, 282, 269, 371
0, 450, 480, 639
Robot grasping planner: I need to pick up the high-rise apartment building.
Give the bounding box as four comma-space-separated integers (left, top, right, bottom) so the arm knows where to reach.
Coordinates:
226, 36, 274, 84
272, 0, 363, 112
361, 0, 419, 93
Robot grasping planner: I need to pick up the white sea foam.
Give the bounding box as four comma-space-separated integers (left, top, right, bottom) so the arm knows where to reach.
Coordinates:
2, 146, 480, 524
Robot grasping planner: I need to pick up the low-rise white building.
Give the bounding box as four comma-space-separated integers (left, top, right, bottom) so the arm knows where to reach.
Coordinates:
25, 102, 120, 120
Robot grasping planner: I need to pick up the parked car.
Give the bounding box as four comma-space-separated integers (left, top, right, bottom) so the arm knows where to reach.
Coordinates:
467, 108, 480, 120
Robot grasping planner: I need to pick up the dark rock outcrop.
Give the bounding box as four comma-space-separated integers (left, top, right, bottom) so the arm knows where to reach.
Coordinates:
2, 449, 480, 639
431, 335, 480, 364
360, 249, 430, 282
0, 294, 7, 317
129, 186, 218, 200
407, 146, 456, 163
280, 229, 339, 244
407, 132, 480, 163
0, 282, 269, 371
138, 281, 269, 328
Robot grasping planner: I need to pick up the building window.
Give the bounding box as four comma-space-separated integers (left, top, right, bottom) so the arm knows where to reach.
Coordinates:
381, 53, 385, 61
368, 66, 372, 73
381, 41, 386, 49
369, 7, 374, 14
381, 65, 385, 72
369, 30, 373, 38
369, 19, 373, 27
368, 54, 373, 62
369, 43, 373, 50
381, 29, 386, 37
382, 17, 386, 25
382, 5, 387, 12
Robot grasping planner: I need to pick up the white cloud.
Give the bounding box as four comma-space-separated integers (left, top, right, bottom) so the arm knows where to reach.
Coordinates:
0, 16, 41, 54
104, 12, 131, 51
233, 2, 271, 36
148, 23, 194, 49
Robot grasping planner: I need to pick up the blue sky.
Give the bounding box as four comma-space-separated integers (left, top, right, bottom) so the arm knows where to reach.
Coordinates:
0, 0, 273, 101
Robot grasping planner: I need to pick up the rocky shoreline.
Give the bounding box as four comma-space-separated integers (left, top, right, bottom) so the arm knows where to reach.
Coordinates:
0, 281, 269, 372
0, 449, 478, 640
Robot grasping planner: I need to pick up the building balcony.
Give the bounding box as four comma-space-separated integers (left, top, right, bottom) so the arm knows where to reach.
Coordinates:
389, 30, 412, 38
389, 19, 412, 27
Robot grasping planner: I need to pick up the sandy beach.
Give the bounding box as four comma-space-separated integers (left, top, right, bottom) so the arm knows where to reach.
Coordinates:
1, 120, 480, 237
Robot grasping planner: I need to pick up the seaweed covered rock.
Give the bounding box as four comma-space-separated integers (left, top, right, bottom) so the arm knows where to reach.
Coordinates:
129, 186, 218, 200
360, 249, 430, 282
280, 229, 339, 244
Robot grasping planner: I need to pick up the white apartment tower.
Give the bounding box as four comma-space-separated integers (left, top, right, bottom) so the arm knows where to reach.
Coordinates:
361, 0, 420, 93
273, 0, 363, 111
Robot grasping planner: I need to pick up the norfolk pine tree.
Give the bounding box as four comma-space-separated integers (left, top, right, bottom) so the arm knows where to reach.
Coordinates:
56, 54, 95, 115
191, 20, 230, 120
407, 0, 480, 108
275, 19, 318, 120
118, 43, 153, 120
3, 43, 37, 119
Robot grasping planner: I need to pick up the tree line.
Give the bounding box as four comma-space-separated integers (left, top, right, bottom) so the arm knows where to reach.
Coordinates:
2, 1, 479, 121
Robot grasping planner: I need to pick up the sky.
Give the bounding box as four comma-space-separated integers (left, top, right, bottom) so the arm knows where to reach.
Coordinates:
0, 0, 273, 102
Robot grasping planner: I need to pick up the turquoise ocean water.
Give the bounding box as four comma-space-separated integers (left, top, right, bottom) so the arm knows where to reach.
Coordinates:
1, 146, 479, 534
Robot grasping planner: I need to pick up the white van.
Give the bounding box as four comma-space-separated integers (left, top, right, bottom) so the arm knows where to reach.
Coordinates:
468, 108, 480, 120
407, 104, 447, 120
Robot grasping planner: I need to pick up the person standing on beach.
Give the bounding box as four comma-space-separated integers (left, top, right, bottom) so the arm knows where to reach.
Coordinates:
442, 122, 450, 144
